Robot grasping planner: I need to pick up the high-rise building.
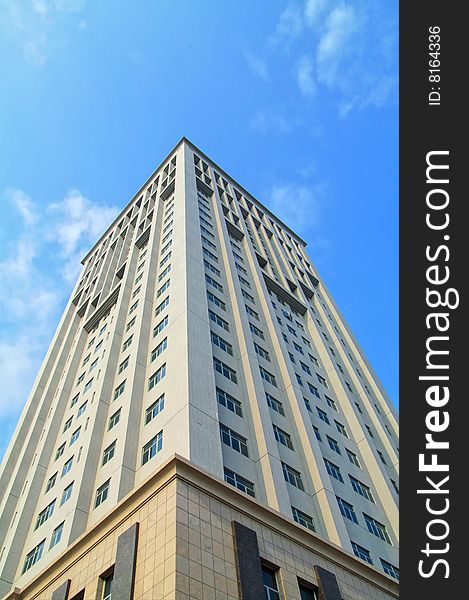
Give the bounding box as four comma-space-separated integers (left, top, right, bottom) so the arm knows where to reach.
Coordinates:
0, 138, 399, 600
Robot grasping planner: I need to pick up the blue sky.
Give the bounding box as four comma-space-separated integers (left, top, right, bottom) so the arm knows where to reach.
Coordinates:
0, 0, 398, 460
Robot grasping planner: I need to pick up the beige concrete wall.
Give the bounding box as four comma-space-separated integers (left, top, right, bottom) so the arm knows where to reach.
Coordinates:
3, 456, 398, 600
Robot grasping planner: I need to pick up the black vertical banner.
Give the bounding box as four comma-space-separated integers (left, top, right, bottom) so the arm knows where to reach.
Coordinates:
400, 3, 466, 599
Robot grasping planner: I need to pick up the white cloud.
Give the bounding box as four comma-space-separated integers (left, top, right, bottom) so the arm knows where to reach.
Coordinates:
250, 106, 299, 134
1, 0, 87, 65
304, 0, 331, 26
7, 187, 38, 225
269, 3, 303, 48
316, 4, 362, 87
268, 182, 325, 236
0, 187, 118, 451
258, 0, 397, 116
297, 55, 315, 97
48, 189, 118, 276
244, 50, 270, 81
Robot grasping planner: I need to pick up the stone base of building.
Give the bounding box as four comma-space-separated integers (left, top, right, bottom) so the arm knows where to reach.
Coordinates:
3, 455, 398, 600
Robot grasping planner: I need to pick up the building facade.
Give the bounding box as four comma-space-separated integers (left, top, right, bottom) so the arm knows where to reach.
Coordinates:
0, 138, 399, 600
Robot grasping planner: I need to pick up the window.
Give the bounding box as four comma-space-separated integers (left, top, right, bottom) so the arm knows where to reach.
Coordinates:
241, 289, 255, 303
364, 514, 392, 544
145, 394, 165, 424
351, 541, 373, 564
309, 354, 319, 366
259, 366, 277, 387
77, 401, 87, 417
217, 387, 242, 416
224, 467, 255, 497
70, 427, 81, 446
148, 364, 166, 390
76, 373, 85, 386
46, 472, 57, 492
205, 273, 223, 292
63, 417, 73, 433
70, 393, 80, 408
325, 396, 337, 411
300, 362, 311, 375
266, 393, 284, 416
220, 424, 248, 456
327, 436, 341, 454
157, 279, 171, 298
159, 252, 171, 268
345, 381, 353, 393
87, 337, 95, 350
337, 496, 358, 523
245, 305, 259, 320
317, 408, 329, 424
238, 275, 251, 289
102, 441, 116, 465
293, 341, 304, 354
254, 342, 270, 361
155, 296, 170, 316
114, 381, 126, 400
209, 309, 229, 331
346, 449, 361, 468
377, 450, 387, 465
211, 331, 233, 355
95, 480, 110, 507
350, 476, 375, 502
282, 462, 304, 490
207, 290, 225, 310
292, 506, 315, 531
390, 479, 399, 494
122, 335, 133, 350
273, 424, 294, 450
381, 559, 399, 580
313, 426, 322, 441
142, 431, 163, 464
61, 457, 73, 477
262, 565, 280, 600
335, 420, 348, 437
99, 324, 107, 336
355, 402, 363, 414
153, 315, 169, 337
132, 286, 140, 299
308, 383, 320, 398
158, 264, 171, 282
89, 358, 99, 373
95, 340, 103, 353
299, 583, 318, 600
202, 247, 218, 263
22, 540, 45, 574
287, 325, 297, 337
83, 378, 93, 393
202, 235, 216, 250
35, 500, 56, 529
55, 443, 65, 461
317, 373, 328, 387
118, 357, 129, 374
60, 482, 73, 505
50, 522, 64, 549
151, 337, 167, 361
204, 259, 220, 276
82, 354, 90, 367
102, 574, 113, 600
249, 322, 264, 339
108, 409, 121, 430
214, 357, 237, 383
324, 459, 343, 482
